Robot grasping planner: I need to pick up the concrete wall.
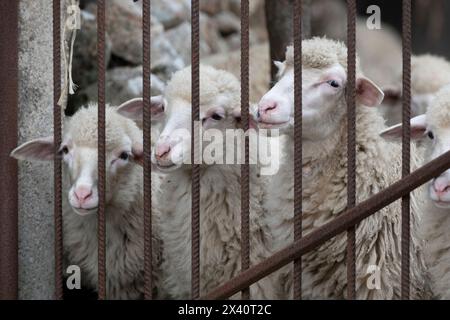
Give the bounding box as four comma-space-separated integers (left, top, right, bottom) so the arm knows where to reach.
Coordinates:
18, 0, 55, 300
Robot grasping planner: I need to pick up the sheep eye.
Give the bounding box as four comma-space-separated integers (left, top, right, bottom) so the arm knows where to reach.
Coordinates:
428, 131, 435, 140
327, 80, 340, 88
119, 152, 129, 161
60, 146, 69, 155
211, 113, 223, 121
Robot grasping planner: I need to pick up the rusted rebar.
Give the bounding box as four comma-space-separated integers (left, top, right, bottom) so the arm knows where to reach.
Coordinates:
97, 0, 106, 300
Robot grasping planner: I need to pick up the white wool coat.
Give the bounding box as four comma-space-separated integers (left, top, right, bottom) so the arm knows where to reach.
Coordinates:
261, 106, 431, 299
155, 162, 281, 299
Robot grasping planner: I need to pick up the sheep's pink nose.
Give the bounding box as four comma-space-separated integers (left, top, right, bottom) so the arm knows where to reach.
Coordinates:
433, 177, 450, 196
74, 186, 93, 204
258, 100, 278, 117
155, 143, 171, 160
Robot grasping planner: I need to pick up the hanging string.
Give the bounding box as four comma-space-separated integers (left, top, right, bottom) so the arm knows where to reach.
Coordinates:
57, 0, 80, 108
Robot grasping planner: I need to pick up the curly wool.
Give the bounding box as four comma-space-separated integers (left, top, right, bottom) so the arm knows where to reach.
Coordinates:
380, 54, 450, 126
164, 64, 241, 107
426, 84, 450, 128
203, 43, 271, 103
412, 55, 450, 95
284, 36, 361, 74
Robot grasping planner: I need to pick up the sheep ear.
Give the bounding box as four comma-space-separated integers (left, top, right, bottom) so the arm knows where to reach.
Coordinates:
10, 136, 54, 161
380, 114, 428, 140
274, 61, 286, 77
117, 96, 166, 122
356, 76, 385, 107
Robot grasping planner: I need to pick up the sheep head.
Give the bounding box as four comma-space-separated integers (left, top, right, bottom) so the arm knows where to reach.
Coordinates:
381, 84, 450, 209
10, 103, 144, 216
148, 65, 242, 172
255, 37, 384, 141
379, 54, 450, 126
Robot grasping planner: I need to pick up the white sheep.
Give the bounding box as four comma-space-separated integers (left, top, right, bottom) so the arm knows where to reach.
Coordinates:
253, 37, 431, 299
381, 85, 450, 299
148, 64, 280, 299
10, 99, 165, 299
380, 54, 450, 126
203, 43, 271, 104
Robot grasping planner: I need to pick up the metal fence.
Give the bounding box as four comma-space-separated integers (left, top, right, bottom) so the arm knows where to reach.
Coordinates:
2, 0, 450, 300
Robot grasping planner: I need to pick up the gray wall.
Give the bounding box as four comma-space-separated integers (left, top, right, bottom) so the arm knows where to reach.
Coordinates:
18, 0, 55, 300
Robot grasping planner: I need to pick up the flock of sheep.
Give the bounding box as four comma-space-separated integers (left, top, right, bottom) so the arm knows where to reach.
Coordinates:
10, 29, 450, 299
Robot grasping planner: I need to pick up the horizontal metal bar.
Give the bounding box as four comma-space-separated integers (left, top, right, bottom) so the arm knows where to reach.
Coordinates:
203, 150, 450, 300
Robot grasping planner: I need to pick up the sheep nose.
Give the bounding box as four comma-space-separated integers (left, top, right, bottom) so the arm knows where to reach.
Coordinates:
74, 185, 93, 204
258, 100, 278, 116
156, 143, 171, 161
433, 177, 450, 196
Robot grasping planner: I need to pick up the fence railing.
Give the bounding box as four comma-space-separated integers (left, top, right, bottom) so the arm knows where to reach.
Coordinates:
2, 0, 450, 301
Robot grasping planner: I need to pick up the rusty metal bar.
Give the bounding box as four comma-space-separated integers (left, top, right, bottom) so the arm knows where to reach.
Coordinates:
265, 0, 294, 83
142, 0, 153, 300
346, 0, 356, 300
202, 150, 450, 300
53, 0, 64, 300
0, 0, 19, 301
240, 0, 250, 300
191, 0, 201, 299
97, 0, 107, 300
293, 0, 302, 300
402, 0, 412, 300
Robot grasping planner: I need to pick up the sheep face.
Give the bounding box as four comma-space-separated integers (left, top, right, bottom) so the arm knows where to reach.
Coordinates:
382, 86, 435, 123
381, 86, 450, 208
256, 62, 383, 141
257, 63, 347, 140
10, 105, 144, 216
150, 66, 241, 172
151, 97, 241, 172
380, 55, 450, 126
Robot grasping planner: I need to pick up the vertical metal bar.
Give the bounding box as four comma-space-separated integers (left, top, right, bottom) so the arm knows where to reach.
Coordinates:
240, 0, 250, 300
142, 0, 153, 300
97, 0, 107, 300
191, 0, 201, 299
293, 0, 302, 300
0, 0, 19, 301
401, 0, 412, 300
53, 0, 64, 300
346, 0, 357, 300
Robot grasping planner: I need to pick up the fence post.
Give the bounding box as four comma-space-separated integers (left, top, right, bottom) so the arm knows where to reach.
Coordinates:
265, 0, 311, 82
0, 0, 19, 300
